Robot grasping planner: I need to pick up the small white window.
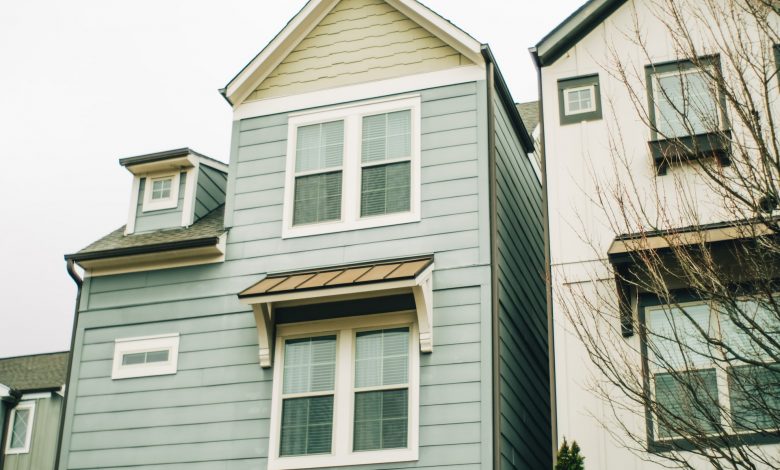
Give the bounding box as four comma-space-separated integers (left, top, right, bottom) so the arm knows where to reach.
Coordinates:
268, 313, 419, 470
5, 401, 35, 455
564, 85, 597, 115
142, 173, 180, 212
283, 96, 421, 239
112, 333, 180, 380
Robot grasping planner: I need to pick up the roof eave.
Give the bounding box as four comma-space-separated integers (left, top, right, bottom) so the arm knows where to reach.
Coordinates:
65, 236, 222, 263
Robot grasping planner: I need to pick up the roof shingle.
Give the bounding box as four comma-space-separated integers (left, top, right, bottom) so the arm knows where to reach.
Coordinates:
0, 352, 69, 392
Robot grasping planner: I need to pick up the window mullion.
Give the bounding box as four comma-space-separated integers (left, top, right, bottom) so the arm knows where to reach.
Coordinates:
343, 115, 359, 224
333, 328, 353, 457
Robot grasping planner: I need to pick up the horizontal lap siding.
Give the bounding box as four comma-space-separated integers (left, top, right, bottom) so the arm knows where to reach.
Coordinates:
62, 82, 491, 469
134, 172, 186, 233
493, 95, 551, 469
246, 0, 468, 101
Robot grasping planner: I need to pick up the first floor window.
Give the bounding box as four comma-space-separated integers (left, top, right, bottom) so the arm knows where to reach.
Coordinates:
5, 401, 34, 454
646, 297, 780, 441
269, 314, 419, 470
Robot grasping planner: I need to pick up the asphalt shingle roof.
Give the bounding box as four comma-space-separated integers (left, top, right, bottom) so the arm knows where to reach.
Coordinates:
69, 205, 225, 258
0, 352, 69, 392
516, 101, 540, 134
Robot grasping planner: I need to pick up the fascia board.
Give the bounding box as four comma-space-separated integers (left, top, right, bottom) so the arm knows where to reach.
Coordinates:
224, 0, 340, 106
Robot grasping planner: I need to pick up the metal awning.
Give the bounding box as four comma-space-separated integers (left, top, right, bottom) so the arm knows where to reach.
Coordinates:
239, 257, 435, 368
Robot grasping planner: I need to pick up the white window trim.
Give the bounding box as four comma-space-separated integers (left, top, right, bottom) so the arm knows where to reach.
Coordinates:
5, 401, 35, 455
112, 333, 180, 380
282, 95, 422, 239
142, 172, 181, 212
563, 84, 597, 116
267, 312, 420, 470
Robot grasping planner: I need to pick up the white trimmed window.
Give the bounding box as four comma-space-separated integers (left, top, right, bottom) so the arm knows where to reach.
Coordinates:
283, 96, 421, 238
563, 85, 596, 115
142, 172, 181, 212
5, 401, 35, 455
268, 313, 419, 470
112, 333, 180, 379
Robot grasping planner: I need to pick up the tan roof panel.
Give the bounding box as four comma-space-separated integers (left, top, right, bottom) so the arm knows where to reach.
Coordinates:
238, 257, 433, 299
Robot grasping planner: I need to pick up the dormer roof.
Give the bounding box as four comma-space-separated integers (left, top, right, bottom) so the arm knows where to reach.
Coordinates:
532, 0, 627, 66
120, 147, 228, 175
220, 0, 485, 107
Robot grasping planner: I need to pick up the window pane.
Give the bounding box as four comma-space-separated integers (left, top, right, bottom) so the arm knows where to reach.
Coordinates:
296, 121, 344, 172
122, 352, 146, 365
355, 328, 409, 388
360, 162, 411, 217
283, 336, 336, 394
655, 370, 719, 439
293, 172, 342, 225
729, 364, 780, 431
654, 69, 718, 138
10, 409, 30, 449
567, 89, 592, 113
719, 298, 780, 361
151, 178, 172, 200
280, 396, 334, 456
362, 111, 411, 163
648, 303, 714, 370
145, 350, 169, 363
354, 390, 408, 451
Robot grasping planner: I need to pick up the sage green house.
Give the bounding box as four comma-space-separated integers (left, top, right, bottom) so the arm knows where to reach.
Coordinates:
61, 1, 551, 469
1, 352, 69, 470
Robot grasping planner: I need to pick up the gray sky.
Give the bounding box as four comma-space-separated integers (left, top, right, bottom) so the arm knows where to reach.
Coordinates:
0, 0, 584, 358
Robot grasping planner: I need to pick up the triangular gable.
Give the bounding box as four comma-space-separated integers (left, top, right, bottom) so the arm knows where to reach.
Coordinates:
223, 0, 483, 107
532, 0, 627, 66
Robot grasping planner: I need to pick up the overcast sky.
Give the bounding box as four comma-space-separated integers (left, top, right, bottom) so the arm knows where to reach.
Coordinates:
0, 0, 585, 358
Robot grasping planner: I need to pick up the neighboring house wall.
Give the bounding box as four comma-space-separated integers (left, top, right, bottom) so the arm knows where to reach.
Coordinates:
59, 81, 499, 469
133, 173, 187, 233
246, 0, 471, 102
194, 166, 227, 220
494, 96, 549, 469
542, 0, 780, 468
3, 396, 62, 470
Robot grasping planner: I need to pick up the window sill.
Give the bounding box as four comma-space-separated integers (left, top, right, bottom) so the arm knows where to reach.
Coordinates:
648, 431, 780, 453
269, 448, 418, 470
281, 212, 420, 239
649, 130, 732, 175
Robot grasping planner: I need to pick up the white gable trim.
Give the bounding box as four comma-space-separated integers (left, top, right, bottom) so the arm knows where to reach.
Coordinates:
223, 0, 485, 107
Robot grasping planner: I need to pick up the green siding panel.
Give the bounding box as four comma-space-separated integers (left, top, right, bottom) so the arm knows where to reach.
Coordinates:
134, 172, 187, 233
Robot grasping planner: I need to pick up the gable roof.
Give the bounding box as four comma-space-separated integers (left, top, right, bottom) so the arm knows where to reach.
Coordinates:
516, 101, 539, 134
532, 0, 627, 66
0, 352, 69, 392
221, 0, 484, 106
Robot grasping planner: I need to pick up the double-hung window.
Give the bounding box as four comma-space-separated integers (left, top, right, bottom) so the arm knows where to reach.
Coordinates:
283, 96, 421, 238
646, 298, 780, 443
4, 401, 34, 455
268, 313, 419, 470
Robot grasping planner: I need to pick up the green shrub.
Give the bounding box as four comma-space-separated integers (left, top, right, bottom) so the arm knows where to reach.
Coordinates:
555, 438, 584, 470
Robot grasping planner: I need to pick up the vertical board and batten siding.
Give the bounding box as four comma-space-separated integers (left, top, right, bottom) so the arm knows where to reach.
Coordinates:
133, 173, 186, 233
60, 81, 496, 470
4, 396, 62, 470
246, 0, 472, 102
194, 166, 228, 221
493, 95, 551, 469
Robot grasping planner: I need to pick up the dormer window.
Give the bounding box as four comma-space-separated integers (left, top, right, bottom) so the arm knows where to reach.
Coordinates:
283, 96, 421, 238
142, 172, 180, 212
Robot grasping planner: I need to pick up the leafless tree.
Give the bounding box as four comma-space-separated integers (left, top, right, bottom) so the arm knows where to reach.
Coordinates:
555, 1, 780, 468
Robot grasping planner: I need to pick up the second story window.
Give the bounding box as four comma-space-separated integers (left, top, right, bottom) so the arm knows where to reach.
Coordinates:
557, 74, 602, 125
142, 172, 181, 212
112, 333, 180, 380
283, 96, 421, 238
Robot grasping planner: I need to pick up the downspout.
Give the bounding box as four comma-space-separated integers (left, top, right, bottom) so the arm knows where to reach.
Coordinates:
483, 50, 502, 470
0, 389, 21, 468
54, 260, 83, 470
530, 47, 559, 465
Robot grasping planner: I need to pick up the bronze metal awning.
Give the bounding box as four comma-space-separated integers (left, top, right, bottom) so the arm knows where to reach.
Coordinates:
239, 256, 435, 368
239, 257, 433, 299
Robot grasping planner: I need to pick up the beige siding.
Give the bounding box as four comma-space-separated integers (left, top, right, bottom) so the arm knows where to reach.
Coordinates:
246, 0, 472, 102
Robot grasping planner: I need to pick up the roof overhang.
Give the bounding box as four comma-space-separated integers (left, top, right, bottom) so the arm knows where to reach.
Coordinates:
66, 234, 227, 277
119, 148, 228, 175
239, 257, 435, 368
532, 0, 627, 67
221, 0, 485, 107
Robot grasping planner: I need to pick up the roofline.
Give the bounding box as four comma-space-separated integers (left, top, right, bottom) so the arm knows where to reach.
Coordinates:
614, 217, 780, 242
222, 0, 485, 107
64, 236, 222, 262
534, 0, 627, 66
264, 254, 434, 278
0, 351, 69, 361
119, 148, 228, 173
481, 45, 535, 153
